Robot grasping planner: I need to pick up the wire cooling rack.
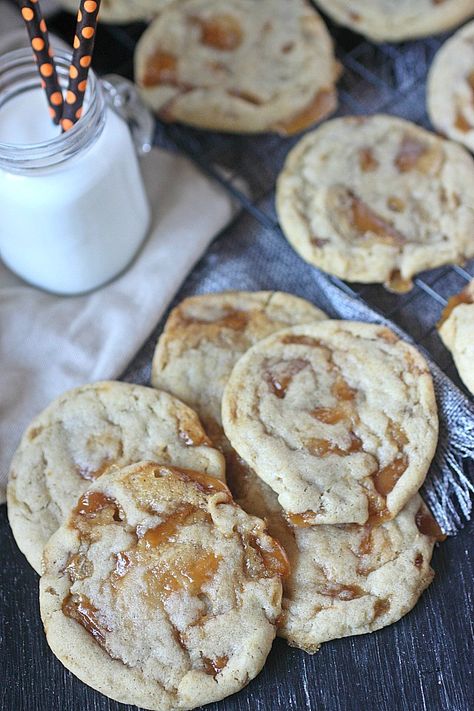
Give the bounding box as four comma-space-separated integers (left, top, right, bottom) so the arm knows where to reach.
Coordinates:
45, 5, 474, 397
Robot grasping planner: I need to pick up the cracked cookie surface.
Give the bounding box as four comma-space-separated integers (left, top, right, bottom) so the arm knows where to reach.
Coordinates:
276, 115, 474, 290
438, 279, 474, 394
135, 0, 340, 134
233, 470, 441, 650
222, 321, 438, 526
40, 462, 286, 710
7, 382, 225, 573
428, 20, 474, 153
313, 0, 474, 41
57, 0, 173, 23
152, 291, 326, 436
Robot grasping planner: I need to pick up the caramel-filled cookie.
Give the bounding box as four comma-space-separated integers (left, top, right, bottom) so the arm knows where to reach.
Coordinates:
40, 462, 286, 710
428, 20, 474, 153
57, 0, 173, 24
7, 382, 225, 573
313, 0, 474, 42
152, 291, 327, 434
135, 0, 340, 134
222, 321, 438, 526
438, 279, 474, 395
276, 115, 474, 291
233, 470, 441, 651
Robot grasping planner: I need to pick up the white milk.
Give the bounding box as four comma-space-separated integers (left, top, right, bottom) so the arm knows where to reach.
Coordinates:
0, 83, 150, 294
0, 88, 60, 144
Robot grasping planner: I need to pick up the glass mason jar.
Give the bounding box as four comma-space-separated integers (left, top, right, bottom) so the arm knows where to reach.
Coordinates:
0, 49, 152, 295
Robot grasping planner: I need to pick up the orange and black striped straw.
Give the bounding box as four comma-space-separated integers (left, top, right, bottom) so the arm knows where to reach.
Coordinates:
61, 0, 101, 131
17, 0, 64, 124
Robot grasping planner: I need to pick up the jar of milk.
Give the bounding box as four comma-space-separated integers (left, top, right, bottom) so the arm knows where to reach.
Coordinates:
0, 49, 152, 295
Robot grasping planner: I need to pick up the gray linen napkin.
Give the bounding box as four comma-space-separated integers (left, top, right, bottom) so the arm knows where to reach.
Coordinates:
122, 201, 474, 535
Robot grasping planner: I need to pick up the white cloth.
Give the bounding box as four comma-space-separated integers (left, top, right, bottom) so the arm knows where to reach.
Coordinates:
0, 148, 236, 501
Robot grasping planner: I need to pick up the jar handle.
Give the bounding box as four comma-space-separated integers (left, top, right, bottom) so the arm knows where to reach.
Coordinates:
101, 74, 154, 156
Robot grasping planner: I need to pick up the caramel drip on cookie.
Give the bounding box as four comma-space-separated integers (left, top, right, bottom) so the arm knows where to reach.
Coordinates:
77, 459, 114, 482
280, 335, 323, 348
415, 507, 446, 541
197, 14, 243, 50
438, 288, 473, 328
365, 490, 391, 526
310, 406, 346, 424
373, 598, 390, 619
62, 593, 109, 645
110, 504, 221, 601
359, 147, 379, 172
349, 192, 406, 244
394, 134, 429, 172
265, 358, 309, 398
372, 454, 408, 496
202, 655, 229, 677
140, 504, 200, 548
414, 553, 424, 568
73, 491, 123, 522
358, 524, 374, 557
387, 196, 405, 213
332, 378, 357, 401
274, 88, 337, 136
178, 308, 249, 331
467, 70, 474, 92
286, 510, 317, 527
454, 110, 472, 133
142, 50, 178, 87
227, 88, 263, 105
64, 553, 94, 582
247, 533, 290, 579
385, 269, 413, 294
177, 409, 212, 447
306, 432, 363, 457
316, 583, 366, 601
149, 464, 231, 496
147, 552, 222, 598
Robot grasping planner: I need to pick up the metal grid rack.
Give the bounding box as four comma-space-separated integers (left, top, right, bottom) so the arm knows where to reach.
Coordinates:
45, 5, 474, 397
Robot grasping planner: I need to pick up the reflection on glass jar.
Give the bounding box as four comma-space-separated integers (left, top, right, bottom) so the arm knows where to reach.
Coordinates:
0, 49, 151, 295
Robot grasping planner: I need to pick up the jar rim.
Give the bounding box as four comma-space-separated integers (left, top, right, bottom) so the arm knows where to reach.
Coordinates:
0, 48, 105, 172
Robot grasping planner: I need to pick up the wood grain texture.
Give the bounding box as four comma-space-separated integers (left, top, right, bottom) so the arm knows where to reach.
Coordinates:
1, 504, 472, 711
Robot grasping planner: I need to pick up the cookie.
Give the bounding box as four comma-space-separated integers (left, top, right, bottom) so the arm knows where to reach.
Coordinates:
313, 0, 474, 42
438, 279, 474, 394
135, 0, 340, 134
234, 471, 442, 651
40, 461, 287, 710
276, 115, 474, 291
57, 0, 173, 24
152, 291, 327, 436
428, 20, 474, 153
222, 321, 438, 526
7, 382, 225, 573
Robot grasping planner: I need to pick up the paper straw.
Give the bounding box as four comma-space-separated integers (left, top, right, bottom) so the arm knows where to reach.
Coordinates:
17, 0, 63, 125
61, 0, 101, 131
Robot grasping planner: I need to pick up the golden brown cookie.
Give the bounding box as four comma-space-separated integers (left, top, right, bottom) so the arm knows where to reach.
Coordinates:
135, 0, 340, 134
428, 20, 474, 153
7, 382, 224, 573
276, 115, 474, 291
233, 470, 442, 651
40, 462, 287, 709
222, 321, 438, 526
152, 291, 327, 435
438, 279, 474, 394
57, 0, 173, 24
313, 0, 474, 42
